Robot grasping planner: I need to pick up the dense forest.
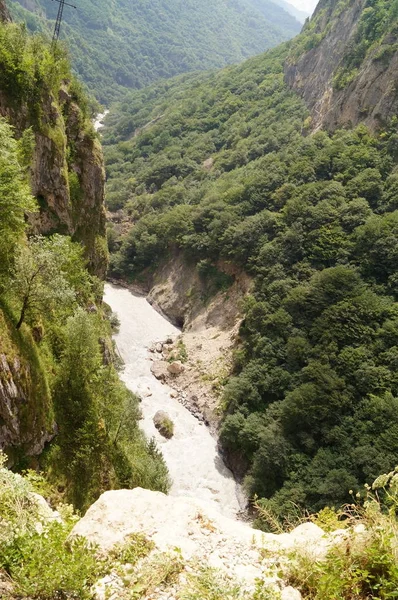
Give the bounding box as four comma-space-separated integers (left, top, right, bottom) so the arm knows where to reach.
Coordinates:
0, 21, 169, 512
102, 1, 398, 520
9, 0, 301, 104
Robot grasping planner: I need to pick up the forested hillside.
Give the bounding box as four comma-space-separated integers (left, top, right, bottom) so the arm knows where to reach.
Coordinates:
103, 0, 398, 520
9, 0, 301, 104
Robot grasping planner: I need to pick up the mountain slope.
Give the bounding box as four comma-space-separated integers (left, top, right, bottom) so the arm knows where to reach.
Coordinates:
102, 0, 398, 517
285, 0, 398, 130
0, 15, 107, 276
9, 0, 301, 104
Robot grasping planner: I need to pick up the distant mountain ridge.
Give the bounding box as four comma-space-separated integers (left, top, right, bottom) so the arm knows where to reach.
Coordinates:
10, 0, 301, 104
272, 0, 309, 22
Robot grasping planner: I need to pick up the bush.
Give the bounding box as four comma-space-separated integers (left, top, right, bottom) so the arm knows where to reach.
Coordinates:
287, 470, 398, 600
1, 522, 101, 600
0, 453, 100, 599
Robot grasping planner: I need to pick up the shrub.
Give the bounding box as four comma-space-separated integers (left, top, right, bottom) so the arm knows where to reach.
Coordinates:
287, 470, 398, 600
0, 523, 101, 600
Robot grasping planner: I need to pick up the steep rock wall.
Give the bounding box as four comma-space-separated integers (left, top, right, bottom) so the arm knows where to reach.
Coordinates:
146, 253, 251, 331
0, 4, 107, 276
143, 253, 251, 429
285, 0, 398, 131
0, 1, 107, 456
0, 307, 54, 459
0, 85, 107, 276
0, 0, 10, 21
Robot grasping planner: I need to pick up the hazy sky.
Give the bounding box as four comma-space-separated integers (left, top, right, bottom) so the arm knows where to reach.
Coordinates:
288, 0, 319, 14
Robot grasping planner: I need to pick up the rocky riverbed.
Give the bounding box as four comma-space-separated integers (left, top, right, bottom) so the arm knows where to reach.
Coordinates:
103, 283, 243, 517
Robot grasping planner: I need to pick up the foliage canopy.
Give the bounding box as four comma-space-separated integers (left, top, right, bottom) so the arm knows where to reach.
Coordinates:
103, 37, 398, 517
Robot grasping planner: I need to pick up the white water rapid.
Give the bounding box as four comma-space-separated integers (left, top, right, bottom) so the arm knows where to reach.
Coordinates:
104, 283, 242, 518
94, 110, 109, 132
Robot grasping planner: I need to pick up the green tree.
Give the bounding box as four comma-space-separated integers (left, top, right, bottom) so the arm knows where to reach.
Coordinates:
0, 118, 36, 280
11, 237, 76, 329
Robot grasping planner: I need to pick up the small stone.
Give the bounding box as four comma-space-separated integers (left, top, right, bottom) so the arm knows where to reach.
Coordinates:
353, 523, 366, 534
93, 572, 124, 600
140, 387, 152, 398
281, 586, 302, 600
156, 342, 163, 353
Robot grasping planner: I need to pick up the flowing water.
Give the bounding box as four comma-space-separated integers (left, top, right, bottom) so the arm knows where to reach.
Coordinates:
94, 110, 109, 131
104, 283, 242, 517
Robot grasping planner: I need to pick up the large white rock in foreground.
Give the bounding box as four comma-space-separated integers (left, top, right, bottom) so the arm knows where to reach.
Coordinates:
71, 487, 338, 594
72, 488, 264, 560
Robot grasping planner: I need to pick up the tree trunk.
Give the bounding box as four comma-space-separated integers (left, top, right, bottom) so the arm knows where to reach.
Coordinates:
16, 298, 27, 329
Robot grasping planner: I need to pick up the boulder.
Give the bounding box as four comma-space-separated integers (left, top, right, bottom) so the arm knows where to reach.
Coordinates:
167, 361, 185, 375
150, 361, 168, 381
153, 410, 174, 438
203, 157, 214, 170
30, 492, 62, 524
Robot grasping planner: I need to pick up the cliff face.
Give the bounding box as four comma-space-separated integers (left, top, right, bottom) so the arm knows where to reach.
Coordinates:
0, 0, 10, 21
0, 2, 107, 458
285, 0, 398, 131
0, 85, 107, 277
0, 308, 54, 460
63, 93, 107, 276
0, 4, 107, 276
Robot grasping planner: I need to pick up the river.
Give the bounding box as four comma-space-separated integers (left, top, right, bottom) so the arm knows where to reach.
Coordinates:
94, 110, 109, 132
103, 283, 242, 517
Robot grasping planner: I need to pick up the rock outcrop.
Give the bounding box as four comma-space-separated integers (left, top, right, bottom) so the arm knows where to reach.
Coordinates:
285, 0, 398, 131
0, 310, 55, 458
0, 7, 107, 276
16, 88, 106, 277
71, 487, 355, 600
0, 0, 10, 22
146, 253, 251, 428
